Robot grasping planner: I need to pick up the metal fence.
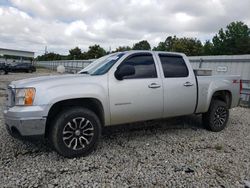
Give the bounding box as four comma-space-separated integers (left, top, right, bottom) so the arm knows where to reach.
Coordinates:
36, 54, 250, 107
36, 60, 93, 73
189, 55, 250, 107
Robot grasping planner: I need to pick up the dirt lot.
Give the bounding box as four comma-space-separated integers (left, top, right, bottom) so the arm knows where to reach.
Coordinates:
0, 69, 250, 187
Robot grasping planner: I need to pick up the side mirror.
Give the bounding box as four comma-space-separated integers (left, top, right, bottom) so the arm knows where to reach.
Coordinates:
115, 64, 135, 80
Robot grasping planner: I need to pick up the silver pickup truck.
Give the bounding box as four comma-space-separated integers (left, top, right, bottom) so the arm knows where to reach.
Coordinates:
4, 51, 241, 158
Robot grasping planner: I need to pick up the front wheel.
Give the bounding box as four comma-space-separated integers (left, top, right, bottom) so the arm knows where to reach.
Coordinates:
202, 100, 229, 132
49, 107, 101, 158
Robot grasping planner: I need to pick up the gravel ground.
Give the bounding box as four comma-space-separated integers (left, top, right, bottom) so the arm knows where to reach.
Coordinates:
0, 69, 250, 187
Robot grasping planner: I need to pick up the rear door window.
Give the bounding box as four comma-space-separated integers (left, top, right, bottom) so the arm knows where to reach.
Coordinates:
159, 54, 189, 78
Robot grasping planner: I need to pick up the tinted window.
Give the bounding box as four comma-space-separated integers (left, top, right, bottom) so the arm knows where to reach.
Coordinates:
159, 54, 189, 78
121, 54, 157, 79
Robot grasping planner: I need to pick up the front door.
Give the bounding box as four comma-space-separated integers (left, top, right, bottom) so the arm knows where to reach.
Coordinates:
108, 52, 164, 125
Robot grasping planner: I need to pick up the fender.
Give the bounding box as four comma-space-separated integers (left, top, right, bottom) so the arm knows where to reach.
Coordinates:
198, 79, 233, 113
36, 82, 110, 125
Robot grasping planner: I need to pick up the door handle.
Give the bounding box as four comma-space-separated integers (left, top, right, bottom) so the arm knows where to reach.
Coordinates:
148, 83, 161, 89
183, 82, 194, 87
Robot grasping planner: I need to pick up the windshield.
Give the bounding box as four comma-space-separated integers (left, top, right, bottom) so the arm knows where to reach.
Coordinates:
78, 52, 125, 75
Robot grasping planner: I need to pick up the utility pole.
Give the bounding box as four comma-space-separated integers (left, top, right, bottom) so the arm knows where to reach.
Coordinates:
45, 46, 48, 55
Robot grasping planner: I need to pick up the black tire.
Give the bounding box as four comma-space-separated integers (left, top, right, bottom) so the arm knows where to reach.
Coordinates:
6, 125, 20, 139
202, 100, 229, 132
49, 107, 101, 158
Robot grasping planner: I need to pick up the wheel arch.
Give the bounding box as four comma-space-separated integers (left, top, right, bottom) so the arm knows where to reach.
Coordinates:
45, 98, 105, 138
210, 90, 232, 109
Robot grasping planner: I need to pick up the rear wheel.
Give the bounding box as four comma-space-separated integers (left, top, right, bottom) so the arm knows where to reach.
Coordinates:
49, 107, 101, 158
202, 100, 229, 132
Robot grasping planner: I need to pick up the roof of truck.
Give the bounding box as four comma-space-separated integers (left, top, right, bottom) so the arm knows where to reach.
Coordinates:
121, 50, 185, 56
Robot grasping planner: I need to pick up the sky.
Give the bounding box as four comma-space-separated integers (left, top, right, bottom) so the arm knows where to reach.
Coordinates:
0, 0, 250, 56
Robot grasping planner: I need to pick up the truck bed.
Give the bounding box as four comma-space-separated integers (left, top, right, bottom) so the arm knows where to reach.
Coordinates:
195, 75, 241, 113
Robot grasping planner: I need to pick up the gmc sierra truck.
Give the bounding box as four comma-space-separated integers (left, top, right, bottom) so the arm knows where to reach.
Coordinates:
4, 51, 241, 158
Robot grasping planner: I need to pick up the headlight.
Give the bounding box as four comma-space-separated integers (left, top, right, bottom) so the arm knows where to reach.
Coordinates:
15, 88, 36, 106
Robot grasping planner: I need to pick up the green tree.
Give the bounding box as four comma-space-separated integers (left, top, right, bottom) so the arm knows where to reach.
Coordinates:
69, 47, 82, 60
202, 40, 214, 55
115, 46, 131, 52
78, 52, 88, 60
171, 37, 203, 56
165, 36, 177, 51
132, 40, 151, 50
86, 44, 106, 59
153, 36, 177, 51
153, 36, 202, 55
36, 52, 62, 61
212, 21, 250, 55
153, 42, 167, 51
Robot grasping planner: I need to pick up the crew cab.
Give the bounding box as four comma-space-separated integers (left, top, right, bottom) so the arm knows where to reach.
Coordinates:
3, 51, 241, 158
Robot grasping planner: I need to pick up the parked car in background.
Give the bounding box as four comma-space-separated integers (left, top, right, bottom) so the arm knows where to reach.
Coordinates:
4, 51, 241, 158
9, 63, 36, 73
0, 63, 10, 74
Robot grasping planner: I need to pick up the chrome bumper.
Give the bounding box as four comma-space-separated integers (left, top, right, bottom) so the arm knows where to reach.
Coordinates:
3, 105, 47, 137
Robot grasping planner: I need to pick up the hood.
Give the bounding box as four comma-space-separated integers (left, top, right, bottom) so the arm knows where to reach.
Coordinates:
10, 74, 94, 89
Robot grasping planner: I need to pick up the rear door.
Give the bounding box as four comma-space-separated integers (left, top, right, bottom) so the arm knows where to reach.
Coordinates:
158, 54, 197, 117
108, 52, 164, 125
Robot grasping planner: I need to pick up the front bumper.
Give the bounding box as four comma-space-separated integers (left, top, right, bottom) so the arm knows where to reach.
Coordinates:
3, 105, 47, 137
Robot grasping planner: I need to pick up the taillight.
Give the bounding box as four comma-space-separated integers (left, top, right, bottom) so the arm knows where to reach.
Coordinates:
240, 80, 243, 94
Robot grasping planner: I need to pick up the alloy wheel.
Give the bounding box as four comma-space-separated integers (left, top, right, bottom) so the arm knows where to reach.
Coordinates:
62, 117, 94, 150
213, 106, 227, 127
